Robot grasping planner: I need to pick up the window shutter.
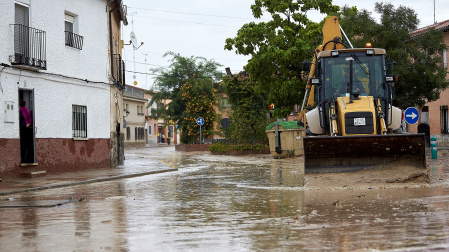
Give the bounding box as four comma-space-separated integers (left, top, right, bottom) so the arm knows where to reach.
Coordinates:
65, 14, 74, 32
15, 3, 29, 26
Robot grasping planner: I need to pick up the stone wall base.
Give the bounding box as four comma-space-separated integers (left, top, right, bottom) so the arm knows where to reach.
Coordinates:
0, 138, 110, 178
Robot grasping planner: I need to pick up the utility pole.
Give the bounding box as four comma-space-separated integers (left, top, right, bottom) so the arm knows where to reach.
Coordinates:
144, 53, 148, 89
434, 0, 436, 24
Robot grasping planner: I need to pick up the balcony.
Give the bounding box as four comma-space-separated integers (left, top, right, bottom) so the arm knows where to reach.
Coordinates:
112, 54, 126, 88
65, 31, 84, 50
10, 24, 46, 70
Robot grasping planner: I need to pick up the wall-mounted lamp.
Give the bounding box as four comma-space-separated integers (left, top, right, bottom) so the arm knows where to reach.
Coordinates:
124, 108, 130, 117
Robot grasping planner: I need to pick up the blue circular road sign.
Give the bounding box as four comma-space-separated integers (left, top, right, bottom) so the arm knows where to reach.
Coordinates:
404, 107, 419, 124
196, 117, 204, 126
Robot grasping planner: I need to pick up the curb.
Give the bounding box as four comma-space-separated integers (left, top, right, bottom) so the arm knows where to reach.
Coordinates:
0, 168, 178, 196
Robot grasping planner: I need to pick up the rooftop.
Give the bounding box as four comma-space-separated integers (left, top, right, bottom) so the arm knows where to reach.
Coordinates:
410, 19, 449, 38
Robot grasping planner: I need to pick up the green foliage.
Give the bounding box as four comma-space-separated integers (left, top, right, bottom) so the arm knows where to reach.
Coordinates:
223, 75, 270, 144
209, 142, 269, 152
147, 52, 224, 144
225, 0, 339, 118
180, 76, 217, 144
339, 3, 449, 108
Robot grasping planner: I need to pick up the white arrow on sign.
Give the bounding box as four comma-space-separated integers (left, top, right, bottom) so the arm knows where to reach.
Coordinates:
406, 112, 417, 120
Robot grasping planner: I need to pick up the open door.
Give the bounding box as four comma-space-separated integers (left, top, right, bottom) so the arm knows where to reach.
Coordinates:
19, 89, 36, 164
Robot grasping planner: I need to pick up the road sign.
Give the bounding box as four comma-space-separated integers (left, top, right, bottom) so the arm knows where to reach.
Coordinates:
196, 117, 204, 126
404, 107, 419, 124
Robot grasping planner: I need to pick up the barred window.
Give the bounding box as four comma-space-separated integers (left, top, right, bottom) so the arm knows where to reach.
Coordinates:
441, 105, 448, 133
72, 105, 87, 138
126, 127, 131, 140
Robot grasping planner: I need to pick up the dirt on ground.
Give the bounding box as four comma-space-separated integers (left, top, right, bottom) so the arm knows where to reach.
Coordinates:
185, 150, 434, 191
304, 165, 429, 191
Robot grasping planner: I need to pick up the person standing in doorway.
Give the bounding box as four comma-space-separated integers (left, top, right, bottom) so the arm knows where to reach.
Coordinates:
162, 133, 165, 143
20, 100, 33, 163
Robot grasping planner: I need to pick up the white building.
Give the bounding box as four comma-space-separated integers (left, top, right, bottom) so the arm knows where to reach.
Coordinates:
0, 0, 117, 178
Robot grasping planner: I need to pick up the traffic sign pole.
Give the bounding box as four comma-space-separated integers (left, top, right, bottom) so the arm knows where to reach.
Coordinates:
196, 117, 205, 144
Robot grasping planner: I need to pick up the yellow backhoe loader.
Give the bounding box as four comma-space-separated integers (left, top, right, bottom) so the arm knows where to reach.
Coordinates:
299, 16, 426, 173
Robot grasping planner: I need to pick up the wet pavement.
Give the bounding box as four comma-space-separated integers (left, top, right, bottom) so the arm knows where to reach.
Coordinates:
0, 146, 449, 251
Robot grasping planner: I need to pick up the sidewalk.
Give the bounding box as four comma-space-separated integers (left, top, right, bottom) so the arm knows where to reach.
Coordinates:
0, 146, 178, 196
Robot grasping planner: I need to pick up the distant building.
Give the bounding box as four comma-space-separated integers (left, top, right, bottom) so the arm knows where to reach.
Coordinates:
408, 19, 449, 146
143, 90, 181, 145
123, 85, 147, 147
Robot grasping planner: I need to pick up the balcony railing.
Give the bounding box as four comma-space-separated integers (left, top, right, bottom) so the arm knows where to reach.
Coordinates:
65, 31, 84, 50
10, 24, 46, 70
112, 54, 126, 88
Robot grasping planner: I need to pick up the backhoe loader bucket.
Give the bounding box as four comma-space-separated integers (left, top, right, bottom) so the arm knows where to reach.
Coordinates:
303, 134, 426, 173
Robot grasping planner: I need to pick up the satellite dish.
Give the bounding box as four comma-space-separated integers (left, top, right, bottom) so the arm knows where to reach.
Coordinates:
130, 31, 138, 49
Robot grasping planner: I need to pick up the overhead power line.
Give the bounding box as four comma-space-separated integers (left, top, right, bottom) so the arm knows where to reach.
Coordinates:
131, 15, 241, 28
128, 6, 266, 21
125, 69, 244, 77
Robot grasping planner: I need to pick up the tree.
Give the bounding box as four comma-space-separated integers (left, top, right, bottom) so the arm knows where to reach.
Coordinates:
223, 74, 269, 144
148, 52, 224, 144
339, 3, 449, 108
225, 0, 339, 118
180, 76, 217, 144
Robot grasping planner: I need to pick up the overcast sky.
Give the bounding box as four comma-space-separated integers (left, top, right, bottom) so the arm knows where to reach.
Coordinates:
121, 0, 449, 90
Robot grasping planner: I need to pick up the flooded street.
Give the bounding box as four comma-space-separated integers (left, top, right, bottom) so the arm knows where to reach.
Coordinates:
1, 147, 449, 251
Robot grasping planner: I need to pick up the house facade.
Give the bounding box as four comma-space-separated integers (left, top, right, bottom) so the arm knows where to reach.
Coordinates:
144, 92, 178, 145
408, 20, 449, 146
144, 92, 160, 145
0, 0, 123, 178
108, 0, 127, 166
123, 85, 146, 147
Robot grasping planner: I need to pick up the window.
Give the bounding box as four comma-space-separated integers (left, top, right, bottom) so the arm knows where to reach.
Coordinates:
126, 127, 131, 140
441, 105, 448, 133
65, 14, 74, 33
421, 106, 429, 124
444, 50, 447, 69
72, 105, 87, 138
65, 12, 83, 49
148, 125, 152, 135
15, 3, 29, 26
168, 126, 174, 138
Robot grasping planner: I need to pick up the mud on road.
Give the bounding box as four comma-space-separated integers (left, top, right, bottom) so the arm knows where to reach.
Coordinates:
184, 149, 448, 191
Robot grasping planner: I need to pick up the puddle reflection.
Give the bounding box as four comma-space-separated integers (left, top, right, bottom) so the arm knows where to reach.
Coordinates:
1, 150, 449, 251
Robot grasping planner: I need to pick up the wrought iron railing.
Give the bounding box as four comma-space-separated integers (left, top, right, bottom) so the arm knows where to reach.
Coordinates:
10, 24, 46, 70
112, 54, 126, 88
65, 31, 84, 50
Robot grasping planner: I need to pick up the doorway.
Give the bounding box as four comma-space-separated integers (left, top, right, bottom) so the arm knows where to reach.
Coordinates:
19, 89, 36, 164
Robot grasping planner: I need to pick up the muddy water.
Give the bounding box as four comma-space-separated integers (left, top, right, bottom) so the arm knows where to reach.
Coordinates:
1, 149, 449, 251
